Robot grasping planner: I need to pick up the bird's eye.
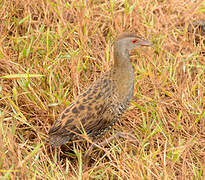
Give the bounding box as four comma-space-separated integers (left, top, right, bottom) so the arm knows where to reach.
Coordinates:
132, 39, 138, 43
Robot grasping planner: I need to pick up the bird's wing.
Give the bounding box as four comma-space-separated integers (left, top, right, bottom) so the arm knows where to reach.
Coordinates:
48, 75, 116, 146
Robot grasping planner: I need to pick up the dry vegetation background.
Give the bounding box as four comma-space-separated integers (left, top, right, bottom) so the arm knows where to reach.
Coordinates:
0, 0, 205, 179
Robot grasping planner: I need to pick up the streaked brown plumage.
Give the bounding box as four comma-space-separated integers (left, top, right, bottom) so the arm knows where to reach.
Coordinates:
48, 32, 152, 147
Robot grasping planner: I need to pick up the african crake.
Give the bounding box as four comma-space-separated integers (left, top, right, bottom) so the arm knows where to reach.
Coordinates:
48, 32, 152, 147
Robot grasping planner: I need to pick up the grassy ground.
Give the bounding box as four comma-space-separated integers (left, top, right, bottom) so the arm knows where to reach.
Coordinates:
0, 0, 205, 179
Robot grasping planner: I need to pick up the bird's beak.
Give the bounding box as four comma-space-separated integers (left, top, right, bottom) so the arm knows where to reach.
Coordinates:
139, 39, 153, 46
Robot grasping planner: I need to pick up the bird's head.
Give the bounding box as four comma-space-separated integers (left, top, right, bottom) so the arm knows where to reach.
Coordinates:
115, 32, 153, 51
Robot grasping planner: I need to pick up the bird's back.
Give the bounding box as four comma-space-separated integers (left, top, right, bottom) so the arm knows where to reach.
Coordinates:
48, 68, 131, 146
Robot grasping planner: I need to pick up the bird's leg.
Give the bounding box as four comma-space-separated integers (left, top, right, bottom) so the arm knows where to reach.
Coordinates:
83, 132, 138, 159
83, 140, 98, 158
99, 132, 138, 146
83, 139, 111, 165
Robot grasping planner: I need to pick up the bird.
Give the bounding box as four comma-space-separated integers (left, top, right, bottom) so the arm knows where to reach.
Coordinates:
48, 32, 152, 147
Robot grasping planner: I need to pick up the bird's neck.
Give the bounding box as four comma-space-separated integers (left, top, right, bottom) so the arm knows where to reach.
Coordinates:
112, 49, 134, 102
113, 47, 132, 69
113, 47, 134, 81
112, 43, 134, 89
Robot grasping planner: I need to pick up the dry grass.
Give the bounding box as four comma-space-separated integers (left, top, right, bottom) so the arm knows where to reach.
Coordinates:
0, 0, 205, 179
